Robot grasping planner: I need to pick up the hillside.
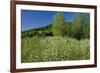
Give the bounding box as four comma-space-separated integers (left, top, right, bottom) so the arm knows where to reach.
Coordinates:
21, 23, 52, 38
21, 22, 72, 38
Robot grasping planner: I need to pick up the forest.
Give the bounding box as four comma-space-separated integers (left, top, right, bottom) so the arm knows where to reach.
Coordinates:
21, 12, 90, 63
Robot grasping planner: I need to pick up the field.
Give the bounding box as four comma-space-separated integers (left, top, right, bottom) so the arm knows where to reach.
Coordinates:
21, 36, 90, 63
21, 11, 90, 63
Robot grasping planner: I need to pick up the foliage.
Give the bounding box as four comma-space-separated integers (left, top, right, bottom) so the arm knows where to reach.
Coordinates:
21, 37, 90, 62
52, 12, 67, 36
71, 13, 90, 40
21, 12, 90, 62
21, 24, 53, 38
22, 12, 90, 40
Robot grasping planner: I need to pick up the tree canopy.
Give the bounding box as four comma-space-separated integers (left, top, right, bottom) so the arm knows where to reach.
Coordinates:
52, 12, 67, 36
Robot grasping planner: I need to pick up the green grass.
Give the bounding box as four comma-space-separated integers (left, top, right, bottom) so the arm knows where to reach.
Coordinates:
21, 36, 90, 63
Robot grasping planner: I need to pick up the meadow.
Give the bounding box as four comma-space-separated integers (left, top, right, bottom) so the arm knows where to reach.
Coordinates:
21, 11, 90, 63
21, 36, 90, 63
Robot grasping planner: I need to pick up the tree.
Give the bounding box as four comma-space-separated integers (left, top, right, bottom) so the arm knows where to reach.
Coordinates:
64, 22, 72, 37
71, 13, 90, 40
81, 13, 90, 38
52, 12, 67, 36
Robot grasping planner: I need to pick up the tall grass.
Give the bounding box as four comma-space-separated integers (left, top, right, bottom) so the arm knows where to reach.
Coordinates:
21, 36, 90, 63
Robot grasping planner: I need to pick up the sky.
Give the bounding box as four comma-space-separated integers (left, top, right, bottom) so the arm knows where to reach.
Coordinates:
21, 10, 78, 31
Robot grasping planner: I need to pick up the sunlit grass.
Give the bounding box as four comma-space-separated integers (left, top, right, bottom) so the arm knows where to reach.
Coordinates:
21, 36, 90, 63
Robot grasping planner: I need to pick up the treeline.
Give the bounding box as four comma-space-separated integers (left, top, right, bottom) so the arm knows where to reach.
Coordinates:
21, 24, 53, 38
22, 12, 90, 40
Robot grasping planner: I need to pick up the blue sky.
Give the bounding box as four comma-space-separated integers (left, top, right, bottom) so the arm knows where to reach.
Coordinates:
21, 10, 77, 31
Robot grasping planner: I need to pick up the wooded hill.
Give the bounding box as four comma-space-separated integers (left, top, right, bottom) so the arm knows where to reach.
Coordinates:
21, 12, 90, 40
